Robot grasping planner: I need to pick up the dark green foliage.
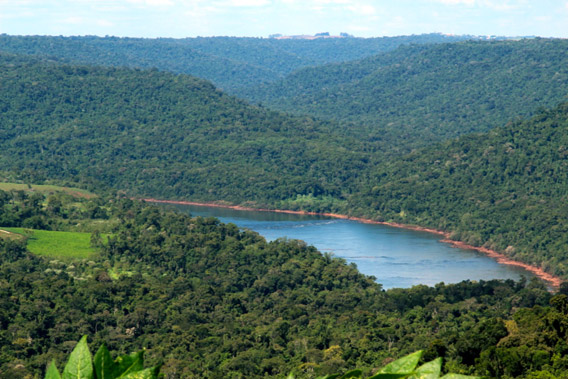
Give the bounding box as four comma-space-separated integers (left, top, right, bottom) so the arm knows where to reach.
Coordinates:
0, 52, 368, 205
350, 103, 568, 277
0, 192, 562, 377
0, 33, 473, 94
249, 38, 568, 151
3, 40, 568, 280
2, 33, 568, 378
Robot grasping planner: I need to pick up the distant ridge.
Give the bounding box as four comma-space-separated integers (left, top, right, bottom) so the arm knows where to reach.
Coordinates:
246, 38, 568, 150
0, 33, 475, 94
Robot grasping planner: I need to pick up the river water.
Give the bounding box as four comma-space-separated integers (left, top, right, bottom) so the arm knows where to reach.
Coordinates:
164, 203, 538, 289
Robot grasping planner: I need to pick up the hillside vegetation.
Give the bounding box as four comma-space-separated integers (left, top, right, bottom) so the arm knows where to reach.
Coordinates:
0, 33, 473, 94
247, 38, 568, 150
0, 190, 563, 378
0, 53, 368, 206
2, 47, 568, 281
348, 103, 568, 277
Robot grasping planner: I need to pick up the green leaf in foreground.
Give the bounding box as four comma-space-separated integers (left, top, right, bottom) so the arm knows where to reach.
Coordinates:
45, 360, 62, 379
62, 336, 94, 379
341, 369, 363, 378
380, 350, 422, 374
115, 351, 144, 377
93, 344, 116, 379
409, 358, 442, 379
120, 366, 161, 379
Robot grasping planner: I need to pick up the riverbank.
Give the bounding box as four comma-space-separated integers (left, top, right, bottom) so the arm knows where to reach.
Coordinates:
143, 198, 563, 289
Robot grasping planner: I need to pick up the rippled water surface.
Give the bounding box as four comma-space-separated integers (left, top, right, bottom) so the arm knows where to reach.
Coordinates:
166, 203, 537, 289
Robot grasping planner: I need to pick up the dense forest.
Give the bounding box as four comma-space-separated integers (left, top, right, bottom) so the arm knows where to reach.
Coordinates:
1, 190, 566, 378
2, 45, 568, 281
0, 33, 474, 94
347, 103, 568, 277
246, 38, 568, 150
2, 34, 568, 378
0, 52, 369, 206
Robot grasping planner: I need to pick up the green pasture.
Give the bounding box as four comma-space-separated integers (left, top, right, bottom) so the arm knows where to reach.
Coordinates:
3, 228, 98, 259
0, 182, 96, 199
0, 228, 21, 241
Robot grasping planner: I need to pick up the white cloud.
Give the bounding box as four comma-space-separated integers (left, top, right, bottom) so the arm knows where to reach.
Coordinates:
97, 19, 114, 27
432, 0, 527, 11
347, 4, 376, 15
312, 0, 351, 4
227, 0, 269, 6
125, 0, 174, 6
482, 1, 519, 11
435, 0, 475, 5
63, 16, 85, 25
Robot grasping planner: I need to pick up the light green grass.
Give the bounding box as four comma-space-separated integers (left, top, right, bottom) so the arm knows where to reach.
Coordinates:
0, 182, 96, 199
4, 228, 97, 259
0, 229, 23, 241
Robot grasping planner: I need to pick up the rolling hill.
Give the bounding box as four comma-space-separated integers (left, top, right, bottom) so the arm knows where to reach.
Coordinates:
246, 38, 568, 151
349, 102, 568, 277
0, 52, 369, 207
2, 48, 568, 280
1, 33, 568, 379
0, 33, 474, 94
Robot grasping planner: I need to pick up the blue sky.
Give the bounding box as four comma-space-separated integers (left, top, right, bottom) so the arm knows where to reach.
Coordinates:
1, 0, 567, 38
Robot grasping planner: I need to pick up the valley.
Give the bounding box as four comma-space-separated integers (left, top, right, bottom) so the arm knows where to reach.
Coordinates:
1, 33, 568, 378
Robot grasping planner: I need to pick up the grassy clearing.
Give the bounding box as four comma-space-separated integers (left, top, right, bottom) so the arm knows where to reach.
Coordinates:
0, 229, 23, 241
0, 182, 96, 199
4, 228, 97, 259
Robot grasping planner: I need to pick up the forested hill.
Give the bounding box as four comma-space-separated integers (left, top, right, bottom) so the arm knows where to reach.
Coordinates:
348, 102, 568, 278
0, 190, 562, 378
0, 53, 369, 206
0, 33, 474, 94
3, 51, 568, 281
246, 38, 568, 150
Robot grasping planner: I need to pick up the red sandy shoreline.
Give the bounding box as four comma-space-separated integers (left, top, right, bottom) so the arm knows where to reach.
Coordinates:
143, 198, 563, 289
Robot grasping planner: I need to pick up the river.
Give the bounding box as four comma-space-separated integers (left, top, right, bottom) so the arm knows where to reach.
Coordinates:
162, 203, 539, 289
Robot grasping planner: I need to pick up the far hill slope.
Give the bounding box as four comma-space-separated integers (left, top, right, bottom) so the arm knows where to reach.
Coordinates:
247, 38, 568, 151
349, 102, 568, 277
0, 34, 474, 94
0, 53, 368, 206
3, 51, 568, 280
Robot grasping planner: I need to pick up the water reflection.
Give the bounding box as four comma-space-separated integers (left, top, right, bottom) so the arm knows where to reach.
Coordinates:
163, 203, 537, 289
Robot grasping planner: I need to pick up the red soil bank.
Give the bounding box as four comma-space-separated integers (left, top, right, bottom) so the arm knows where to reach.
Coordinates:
143, 198, 563, 289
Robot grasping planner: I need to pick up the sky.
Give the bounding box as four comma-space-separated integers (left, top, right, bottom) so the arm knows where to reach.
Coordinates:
0, 0, 567, 39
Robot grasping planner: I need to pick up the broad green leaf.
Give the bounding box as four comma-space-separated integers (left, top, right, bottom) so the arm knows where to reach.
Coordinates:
440, 375, 482, 379
45, 360, 62, 379
379, 351, 423, 374
287, 374, 295, 379
409, 358, 442, 379
367, 374, 413, 379
341, 369, 363, 378
120, 366, 160, 379
115, 351, 144, 377
94, 344, 116, 379
62, 335, 94, 379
